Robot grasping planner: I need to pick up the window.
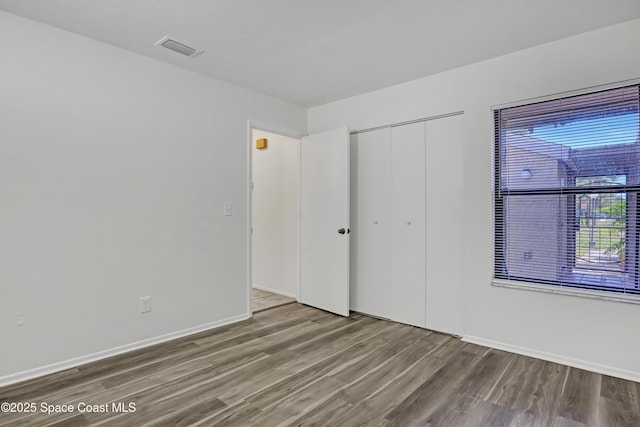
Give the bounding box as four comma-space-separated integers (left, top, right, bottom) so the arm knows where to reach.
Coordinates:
494, 84, 640, 297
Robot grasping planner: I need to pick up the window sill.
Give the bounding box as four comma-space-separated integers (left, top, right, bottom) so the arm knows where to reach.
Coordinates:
491, 278, 640, 305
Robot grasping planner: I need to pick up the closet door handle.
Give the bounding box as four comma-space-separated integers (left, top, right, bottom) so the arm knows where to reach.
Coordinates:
338, 228, 346, 234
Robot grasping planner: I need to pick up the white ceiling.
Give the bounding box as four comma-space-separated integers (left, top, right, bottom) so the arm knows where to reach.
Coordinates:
2, 0, 640, 107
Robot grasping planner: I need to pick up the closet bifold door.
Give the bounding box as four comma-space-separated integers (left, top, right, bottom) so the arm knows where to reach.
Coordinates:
391, 122, 426, 327
425, 114, 464, 335
350, 128, 392, 319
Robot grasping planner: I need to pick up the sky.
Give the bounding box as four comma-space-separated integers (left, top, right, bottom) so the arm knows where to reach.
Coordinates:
530, 113, 639, 149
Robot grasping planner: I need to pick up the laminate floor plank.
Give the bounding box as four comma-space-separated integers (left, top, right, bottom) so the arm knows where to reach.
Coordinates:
272, 329, 424, 419
191, 315, 323, 357
455, 349, 514, 400
192, 401, 261, 427
268, 318, 382, 375
600, 374, 640, 406
484, 355, 569, 427
486, 354, 547, 408
418, 349, 514, 426
43, 413, 89, 427
338, 337, 438, 403
330, 337, 465, 427
462, 399, 517, 427
0, 368, 82, 397
510, 360, 568, 427
556, 367, 602, 425
94, 317, 368, 421
192, 306, 330, 348
244, 376, 346, 426
99, 348, 214, 390
1, 303, 639, 427
329, 327, 430, 385
286, 336, 438, 427
190, 304, 315, 347
93, 393, 226, 427
195, 320, 325, 369
236, 325, 393, 410
88, 351, 268, 414
245, 323, 405, 411
598, 396, 640, 427
105, 314, 323, 394
287, 397, 353, 427
87, 347, 302, 425
383, 345, 487, 427
551, 415, 588, 427
425, 397, 517, 427
597, 374, 640, 426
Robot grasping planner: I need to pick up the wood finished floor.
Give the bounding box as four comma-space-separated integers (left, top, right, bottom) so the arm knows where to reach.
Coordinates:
252, 289, 296, 313
1, 303, 639, 426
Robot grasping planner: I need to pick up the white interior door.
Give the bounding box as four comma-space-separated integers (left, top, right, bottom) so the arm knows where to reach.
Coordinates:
300, 127, 350, 316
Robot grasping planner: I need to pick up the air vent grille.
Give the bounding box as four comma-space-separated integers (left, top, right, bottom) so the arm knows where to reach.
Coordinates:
155, 36, 203, 58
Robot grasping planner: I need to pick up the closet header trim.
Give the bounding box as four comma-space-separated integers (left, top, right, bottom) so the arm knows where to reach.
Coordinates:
349, 110, 464, 135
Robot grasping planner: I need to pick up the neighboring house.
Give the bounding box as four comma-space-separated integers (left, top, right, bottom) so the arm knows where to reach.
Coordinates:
504, 133, 570, 283
502, 128, 640, 289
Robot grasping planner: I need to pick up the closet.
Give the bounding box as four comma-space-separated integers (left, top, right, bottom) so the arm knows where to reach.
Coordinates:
350, 113, 464, 335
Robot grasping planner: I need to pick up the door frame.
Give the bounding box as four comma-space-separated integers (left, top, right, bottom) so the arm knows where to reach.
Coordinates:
246, 120, 304, 316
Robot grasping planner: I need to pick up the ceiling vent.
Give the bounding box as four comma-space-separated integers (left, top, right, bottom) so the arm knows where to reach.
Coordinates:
155, 36, 203, 58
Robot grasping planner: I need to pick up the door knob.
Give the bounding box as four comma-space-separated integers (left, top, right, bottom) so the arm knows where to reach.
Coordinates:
338, 228, 351, 234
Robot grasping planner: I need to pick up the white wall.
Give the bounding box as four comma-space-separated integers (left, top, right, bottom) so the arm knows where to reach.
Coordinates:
309, 19, 640, 380
251, 130, 299, 298
0, 11, 306, 383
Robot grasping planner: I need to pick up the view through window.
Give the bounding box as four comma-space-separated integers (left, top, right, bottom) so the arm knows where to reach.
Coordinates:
494, 84, 640, 295
574, 175, 626, 275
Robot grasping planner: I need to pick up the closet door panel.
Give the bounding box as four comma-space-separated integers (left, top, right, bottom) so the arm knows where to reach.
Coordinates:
425, 114, 465, 335
391, 122, 426, 327
350, 129, 392, 318
350, 134, 360, 311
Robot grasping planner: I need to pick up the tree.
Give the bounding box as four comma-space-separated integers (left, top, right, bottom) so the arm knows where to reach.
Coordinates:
601, 198, 625, 259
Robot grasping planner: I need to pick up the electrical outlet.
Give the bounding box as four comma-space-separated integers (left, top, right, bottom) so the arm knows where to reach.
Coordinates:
139, 296, 151, 313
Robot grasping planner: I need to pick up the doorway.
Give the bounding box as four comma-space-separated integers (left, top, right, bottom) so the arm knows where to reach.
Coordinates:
247, 122, 351, 317
250, 127, 301, 312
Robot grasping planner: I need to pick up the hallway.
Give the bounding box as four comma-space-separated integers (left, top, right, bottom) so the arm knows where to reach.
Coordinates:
252, 288, 295, 312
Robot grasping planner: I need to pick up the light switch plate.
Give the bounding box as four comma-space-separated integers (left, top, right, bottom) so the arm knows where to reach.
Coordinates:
224, 202, 233, 216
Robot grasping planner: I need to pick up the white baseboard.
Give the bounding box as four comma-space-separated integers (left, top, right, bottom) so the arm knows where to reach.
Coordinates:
462, 335, 640, 383
252, 284, 298, 300
0, 313, 250, 388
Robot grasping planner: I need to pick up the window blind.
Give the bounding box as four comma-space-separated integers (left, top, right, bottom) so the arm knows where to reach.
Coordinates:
494, 84, 640, 295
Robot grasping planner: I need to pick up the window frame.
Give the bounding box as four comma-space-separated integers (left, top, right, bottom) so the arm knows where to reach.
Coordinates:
492, 81, 640, 303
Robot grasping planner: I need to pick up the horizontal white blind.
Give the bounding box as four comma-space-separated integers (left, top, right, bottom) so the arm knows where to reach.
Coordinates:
494, 84, 640, 295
